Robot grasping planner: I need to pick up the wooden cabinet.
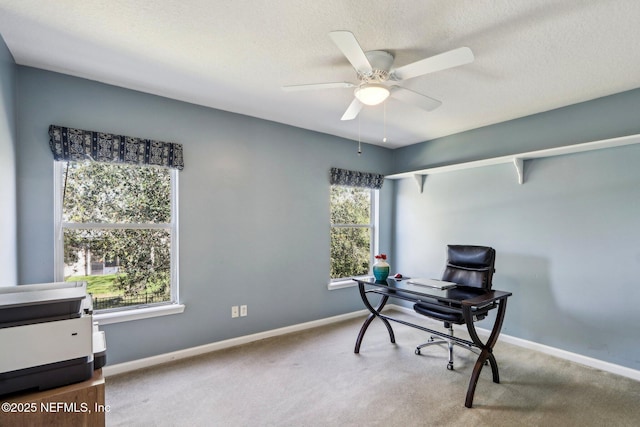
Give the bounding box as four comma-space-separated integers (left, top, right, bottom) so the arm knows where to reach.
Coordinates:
0, 369, 105, 427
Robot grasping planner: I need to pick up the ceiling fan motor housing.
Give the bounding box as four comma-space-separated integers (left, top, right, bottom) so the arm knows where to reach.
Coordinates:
358, 50, 394, 83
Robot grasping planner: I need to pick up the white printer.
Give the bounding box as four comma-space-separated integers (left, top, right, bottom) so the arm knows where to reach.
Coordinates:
0, 282, 106, 396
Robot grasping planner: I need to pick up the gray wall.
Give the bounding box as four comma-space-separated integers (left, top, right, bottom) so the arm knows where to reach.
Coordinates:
391, 90, 640, 371
14, 67, 394, 364
0, 35, 17, 286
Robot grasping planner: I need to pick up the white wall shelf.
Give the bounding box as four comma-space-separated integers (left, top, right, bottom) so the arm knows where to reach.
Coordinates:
386, 133, 640, 192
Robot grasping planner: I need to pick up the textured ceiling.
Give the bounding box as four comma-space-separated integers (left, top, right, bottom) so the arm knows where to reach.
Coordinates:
1, 0, 639, 148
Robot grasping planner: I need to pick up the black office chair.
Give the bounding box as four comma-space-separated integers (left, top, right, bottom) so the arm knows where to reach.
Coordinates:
413, 245, 496, 370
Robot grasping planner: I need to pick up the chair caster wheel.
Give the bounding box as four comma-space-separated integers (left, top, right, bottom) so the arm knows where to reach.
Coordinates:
415, 349, 421, 355
447, 363, 454, 371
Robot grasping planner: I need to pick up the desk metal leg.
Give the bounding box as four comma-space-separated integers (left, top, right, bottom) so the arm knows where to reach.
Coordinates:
462, 297, 508, 408
354, 285, 395, 353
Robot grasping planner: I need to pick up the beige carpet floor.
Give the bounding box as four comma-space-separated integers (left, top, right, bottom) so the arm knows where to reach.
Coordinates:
105, 310, 640, 426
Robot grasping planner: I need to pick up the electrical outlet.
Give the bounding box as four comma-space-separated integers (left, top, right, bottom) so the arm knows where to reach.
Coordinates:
231, 305, 239, 318
240, 305, 247, 317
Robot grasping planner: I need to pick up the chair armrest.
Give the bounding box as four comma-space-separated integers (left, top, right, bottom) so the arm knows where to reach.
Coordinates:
461, 290, 512, 307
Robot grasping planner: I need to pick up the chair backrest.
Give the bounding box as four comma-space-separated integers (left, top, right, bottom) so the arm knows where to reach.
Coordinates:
441, 245, 495, 291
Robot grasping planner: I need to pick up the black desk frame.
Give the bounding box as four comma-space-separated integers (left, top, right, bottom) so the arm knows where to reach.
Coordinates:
353, 277, 512, 408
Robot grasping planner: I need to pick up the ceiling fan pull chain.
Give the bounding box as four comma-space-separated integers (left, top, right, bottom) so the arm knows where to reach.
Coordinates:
383, 101, 387, 143
358, 114, 362, 155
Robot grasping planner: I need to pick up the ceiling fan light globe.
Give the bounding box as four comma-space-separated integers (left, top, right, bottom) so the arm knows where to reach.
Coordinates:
354, 84, 390, 106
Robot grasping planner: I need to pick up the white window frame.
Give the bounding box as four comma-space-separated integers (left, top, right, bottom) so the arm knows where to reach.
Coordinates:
53, 161, 184, 324
328, 187, 379, 290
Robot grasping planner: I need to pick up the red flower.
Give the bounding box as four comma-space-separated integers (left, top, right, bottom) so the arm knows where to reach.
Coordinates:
375, 254, 387, 260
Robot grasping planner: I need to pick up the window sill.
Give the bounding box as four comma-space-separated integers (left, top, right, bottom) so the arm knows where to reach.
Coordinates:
328, 279, 359, 290
94, 303, 185, 325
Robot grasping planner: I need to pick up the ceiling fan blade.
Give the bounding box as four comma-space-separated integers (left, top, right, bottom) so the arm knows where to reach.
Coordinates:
391, 47, 474, 81
341, 98, 363, 121
389, 86, 442, 111
329, 31, 372, 74
282, 82, 355, 92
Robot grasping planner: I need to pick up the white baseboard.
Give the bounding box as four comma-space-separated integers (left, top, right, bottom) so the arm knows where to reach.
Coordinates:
489, 331, 640, 381
103, 305, 640, 382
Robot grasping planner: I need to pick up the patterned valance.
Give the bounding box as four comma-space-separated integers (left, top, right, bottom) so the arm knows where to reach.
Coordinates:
330, 167, 384, 189
48, 125, 184, 170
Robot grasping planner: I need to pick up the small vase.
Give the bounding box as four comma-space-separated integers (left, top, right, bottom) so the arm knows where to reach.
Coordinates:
373, 259, 390, 282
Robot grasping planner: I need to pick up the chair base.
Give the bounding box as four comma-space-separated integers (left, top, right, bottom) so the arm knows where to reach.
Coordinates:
414, 324, 483, 370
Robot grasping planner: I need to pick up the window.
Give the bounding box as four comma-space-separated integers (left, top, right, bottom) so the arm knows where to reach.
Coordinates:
330, 185, 378, 281
54, 161, 178, 312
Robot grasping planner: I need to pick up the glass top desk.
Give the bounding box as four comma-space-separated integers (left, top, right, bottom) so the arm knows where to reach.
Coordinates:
352, 276, 512, 408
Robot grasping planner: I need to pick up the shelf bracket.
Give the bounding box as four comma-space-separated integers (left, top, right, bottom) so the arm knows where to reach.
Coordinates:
513, 158, 524, 184
414, 174, 427, 193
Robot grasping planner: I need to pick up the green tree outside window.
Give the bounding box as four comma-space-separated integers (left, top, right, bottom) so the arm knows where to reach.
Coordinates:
330, 185, 374, 280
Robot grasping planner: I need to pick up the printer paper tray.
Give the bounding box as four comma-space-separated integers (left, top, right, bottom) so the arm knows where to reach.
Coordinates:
0, 357, 93, 397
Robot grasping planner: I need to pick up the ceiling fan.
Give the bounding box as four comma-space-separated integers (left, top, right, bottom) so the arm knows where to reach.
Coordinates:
282, 31, 474, 120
